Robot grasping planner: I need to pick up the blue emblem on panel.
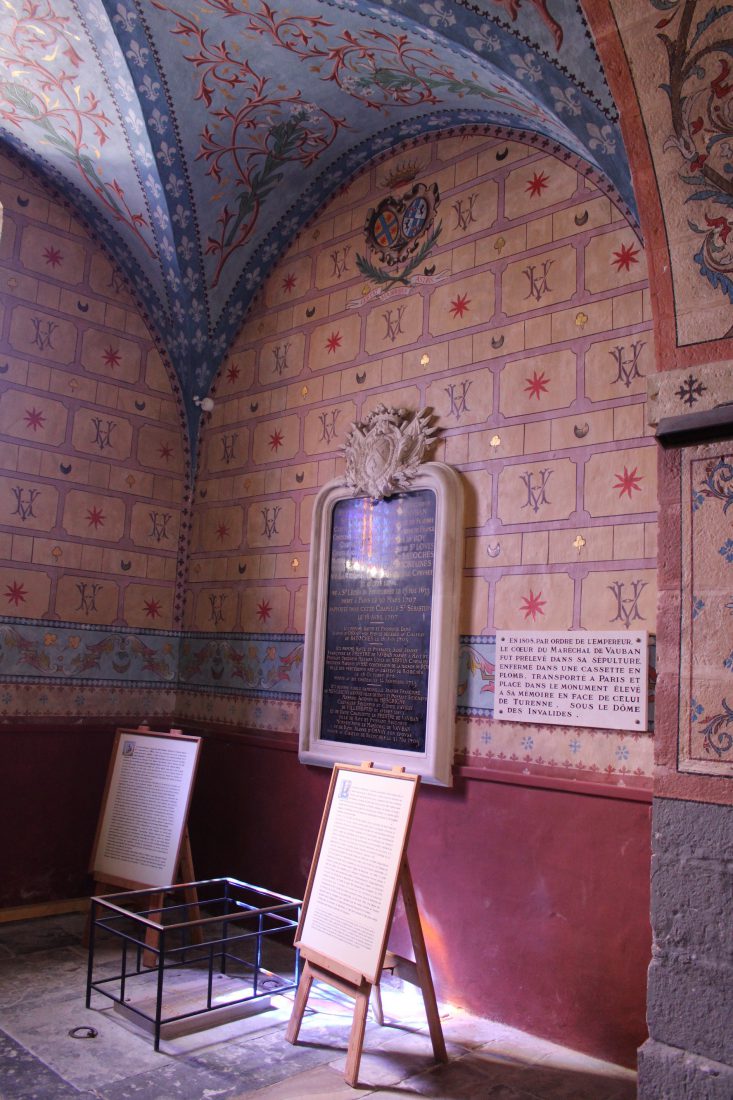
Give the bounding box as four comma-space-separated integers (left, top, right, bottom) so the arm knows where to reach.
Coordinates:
401, 196, 429, 239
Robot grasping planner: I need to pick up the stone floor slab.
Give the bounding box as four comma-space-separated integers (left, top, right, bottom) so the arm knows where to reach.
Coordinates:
0, 915, 639, 1100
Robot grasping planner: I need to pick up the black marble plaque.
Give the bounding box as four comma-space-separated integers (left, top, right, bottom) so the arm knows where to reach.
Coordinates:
320, 490, 436, 752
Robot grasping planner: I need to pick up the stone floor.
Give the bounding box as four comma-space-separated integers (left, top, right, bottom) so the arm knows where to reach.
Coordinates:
0, 914, 638, 1099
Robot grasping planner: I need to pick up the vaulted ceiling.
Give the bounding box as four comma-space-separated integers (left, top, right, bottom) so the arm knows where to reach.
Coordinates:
0, 1, 633, 431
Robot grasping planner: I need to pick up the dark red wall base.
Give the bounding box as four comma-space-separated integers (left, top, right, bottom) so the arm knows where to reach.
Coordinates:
2, 724, 116, 907
187, 732, 652, 1069
3, 723, 651, 1068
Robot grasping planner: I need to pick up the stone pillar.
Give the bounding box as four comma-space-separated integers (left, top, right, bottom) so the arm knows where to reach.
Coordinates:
642, 369, 733, 1098
638, 799, 733, 1097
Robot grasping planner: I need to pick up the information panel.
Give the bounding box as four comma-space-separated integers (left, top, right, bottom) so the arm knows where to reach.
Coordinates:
296, 764, 419, 985
90, 728, 200, 889
321, 491, 435, 752
494, 631, 648, 731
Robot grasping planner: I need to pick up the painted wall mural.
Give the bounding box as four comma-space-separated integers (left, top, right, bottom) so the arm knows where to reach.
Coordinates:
680, 444, 733, 778
0, 152, 189, 720
610, 0, 733, 346
0, 127, 659, 790
0, 0, 634, 426
183, 128, 658, 791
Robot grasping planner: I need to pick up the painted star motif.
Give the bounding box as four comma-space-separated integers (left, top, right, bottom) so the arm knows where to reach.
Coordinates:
42, 246, 63, 268
612, 242, 640, 272
23, 406, 46, 431
102, 345, 122, 368
282, 273, 297, 293
613, 465, 644, 499
4, 580, 28, 606
158, 442, 174, 461
256, 599, 272, 623
524, 370, 550, 400
450, 293, 471, 319
325, 331, 342, 354
143, 597, 162, 619
520, 589, 546, 621
526, 171, 550, 198
226, 363, 240, 384
86, 506, 105, 530
269, 429, 284, 452
215, 522, 229, 543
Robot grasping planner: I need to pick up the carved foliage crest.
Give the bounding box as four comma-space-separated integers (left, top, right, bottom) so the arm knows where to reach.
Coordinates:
343, 405, 436, 499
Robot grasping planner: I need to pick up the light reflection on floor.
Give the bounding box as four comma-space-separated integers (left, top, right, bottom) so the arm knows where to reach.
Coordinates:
0, 914, 637, 1099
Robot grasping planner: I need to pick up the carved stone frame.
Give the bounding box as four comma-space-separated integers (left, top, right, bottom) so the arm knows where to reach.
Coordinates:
299, 462, 463, 786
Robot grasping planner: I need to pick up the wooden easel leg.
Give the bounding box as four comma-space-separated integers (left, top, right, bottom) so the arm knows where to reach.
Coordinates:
286, 960, 314, 1044
177, 829, 203, 946
399, 857, 448, 1063
143, 892, 163, 968
344, 982, 371, 1088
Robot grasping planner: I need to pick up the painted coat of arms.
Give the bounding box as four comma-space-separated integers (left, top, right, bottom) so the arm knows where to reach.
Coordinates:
354, 181, 442, 301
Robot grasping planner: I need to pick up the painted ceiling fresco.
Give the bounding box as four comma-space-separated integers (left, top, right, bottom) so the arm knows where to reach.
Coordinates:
0, 0, 630, 429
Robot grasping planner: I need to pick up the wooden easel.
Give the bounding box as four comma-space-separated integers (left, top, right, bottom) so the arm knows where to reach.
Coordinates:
285, 763, 447, 1088
87, 726, 203, 960
286, 856, 446, 1086
88, 825, 203, 961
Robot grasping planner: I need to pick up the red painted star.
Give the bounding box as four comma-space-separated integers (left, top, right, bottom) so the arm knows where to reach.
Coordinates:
86, 506, 105, 529
520, 589, 546, 621
143, 597, 163, 619
102, 345, 122, 368
256, 599, 272, 622
215, 522, 229, 543
226, 363, 240, 384
325, 331, 342, 354
450, 293, 471, 319
42, 246, 63, 268
23, 407, 46, 431
282, 273, 297, 293
4, 580, 27, 606
269, 429, 284, 452
158, 442, 174, 461
613, 465, 643, 499
612, 242, 640, 272
526, 171, 550, 198
524, 370, 550, 400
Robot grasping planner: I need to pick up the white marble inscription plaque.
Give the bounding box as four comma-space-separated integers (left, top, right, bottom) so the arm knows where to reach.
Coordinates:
494, 631, 648, 731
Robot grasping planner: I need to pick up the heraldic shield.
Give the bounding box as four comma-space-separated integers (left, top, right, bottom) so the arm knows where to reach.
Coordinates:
364, 182, 440, 268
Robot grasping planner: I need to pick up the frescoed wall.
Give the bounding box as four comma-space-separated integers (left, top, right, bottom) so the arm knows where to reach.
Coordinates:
0, 2, 687, 1068
0, 154, 188, 724
586, 4, 733, 1092
181, 129, 657, 793
603, 0, 733, 354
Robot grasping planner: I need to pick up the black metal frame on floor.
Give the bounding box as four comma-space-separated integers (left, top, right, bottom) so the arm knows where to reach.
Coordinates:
85, 877, 302, 1050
